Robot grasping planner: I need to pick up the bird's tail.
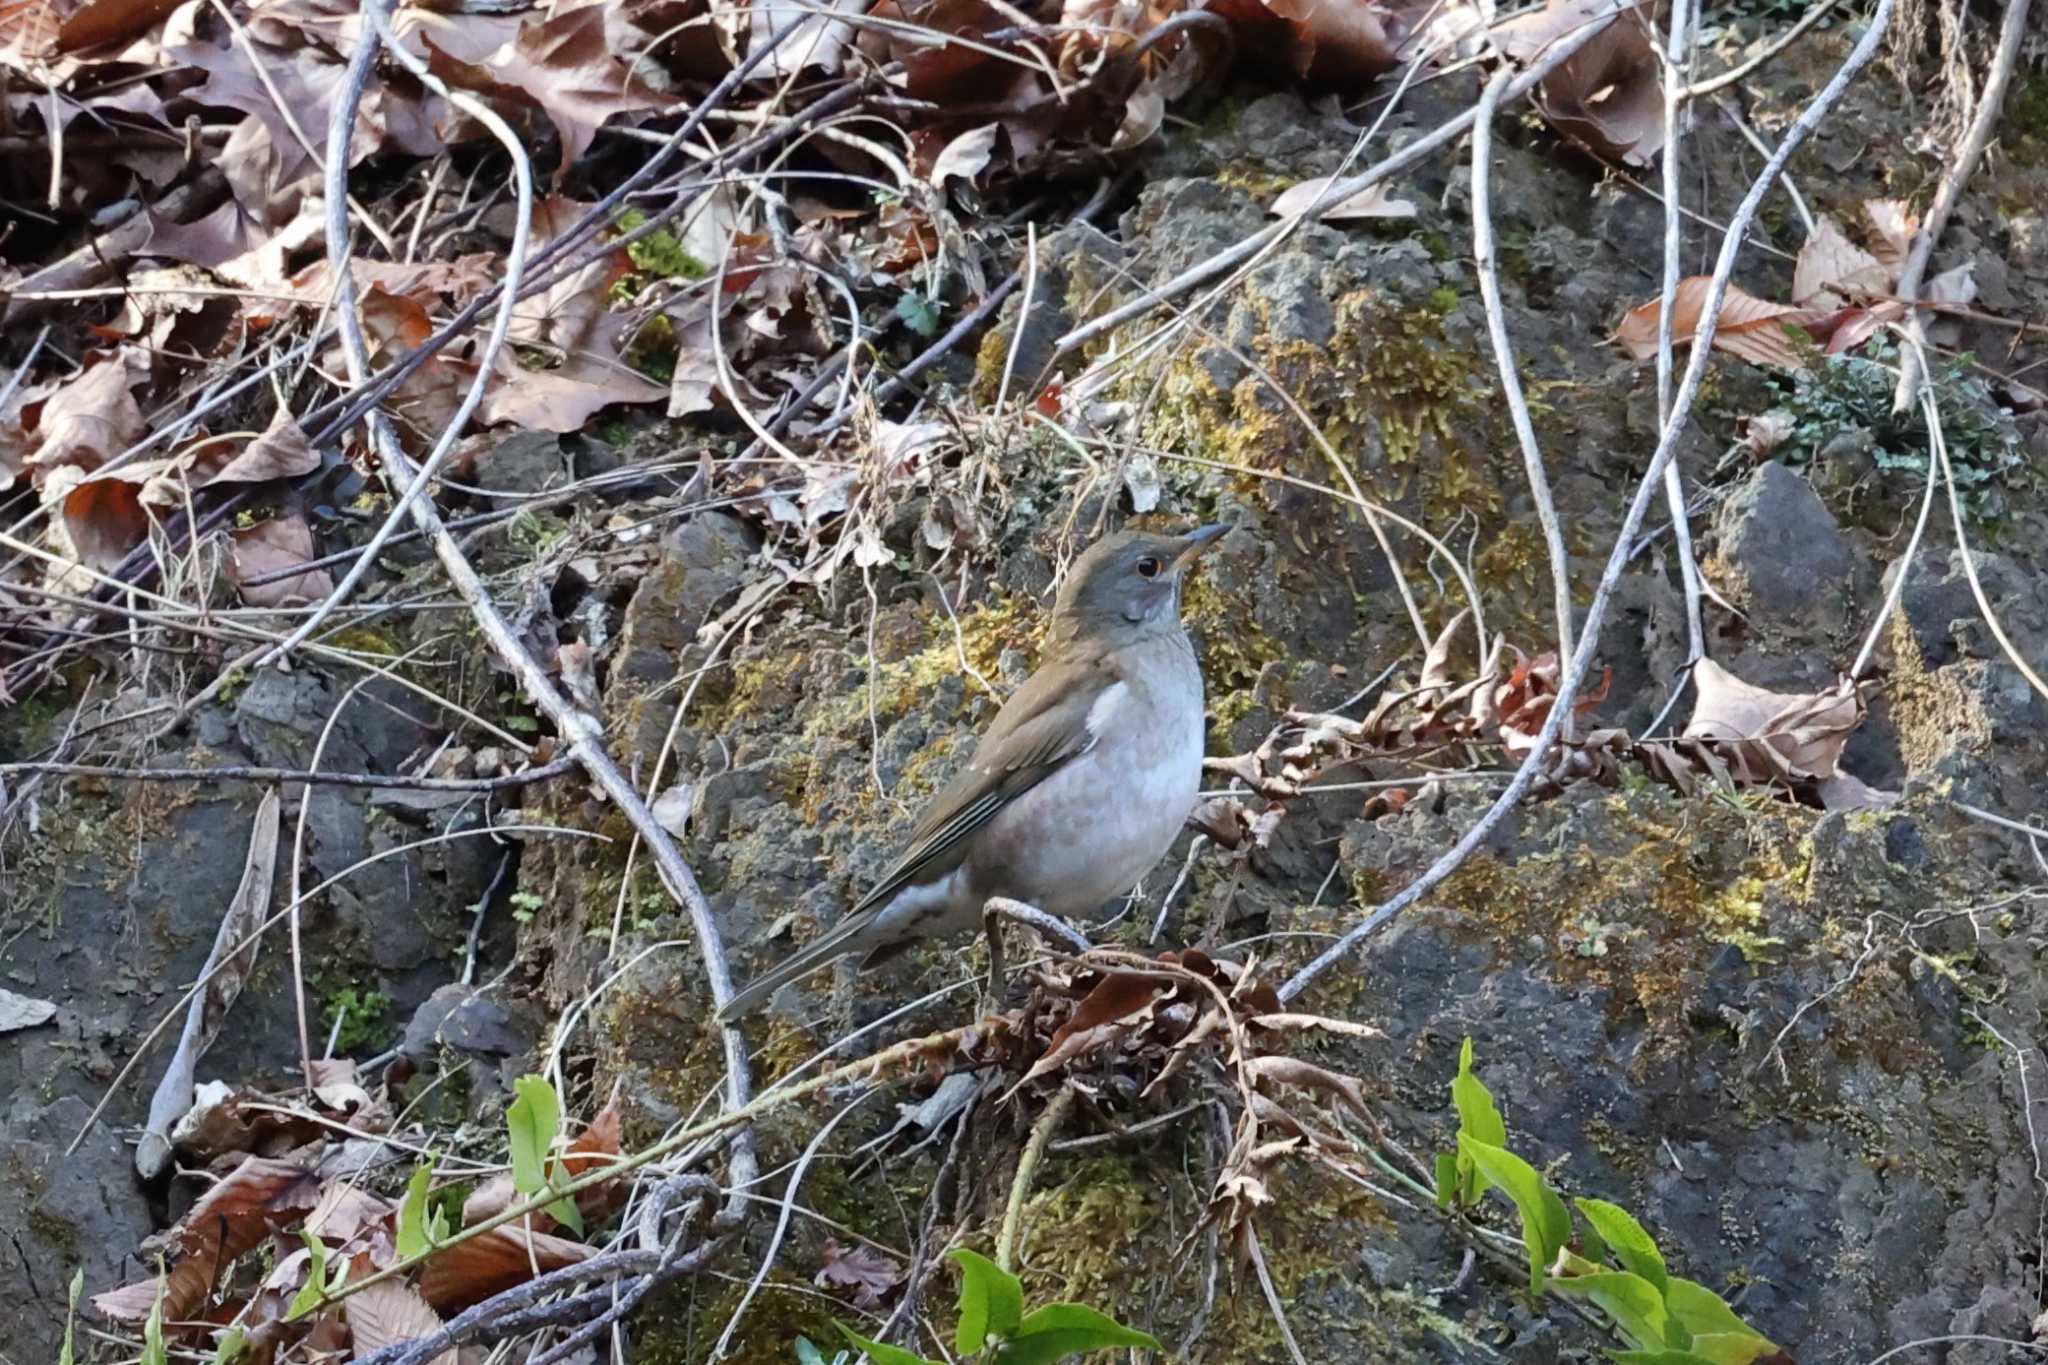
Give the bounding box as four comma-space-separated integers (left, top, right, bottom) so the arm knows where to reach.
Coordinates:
719, 908, 881, 1021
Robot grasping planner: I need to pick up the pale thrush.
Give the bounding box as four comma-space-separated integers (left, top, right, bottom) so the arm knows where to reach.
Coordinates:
721, 523, 1229, 1019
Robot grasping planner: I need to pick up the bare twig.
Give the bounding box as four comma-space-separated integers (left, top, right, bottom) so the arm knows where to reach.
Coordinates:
1050, 3, 1627, 357
1471, 68, 1575, 667
1683, 0, 1851, 100
0, 757, 576, 790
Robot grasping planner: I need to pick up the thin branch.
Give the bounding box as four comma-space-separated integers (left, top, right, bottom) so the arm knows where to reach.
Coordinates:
1471, 67, 1575, 667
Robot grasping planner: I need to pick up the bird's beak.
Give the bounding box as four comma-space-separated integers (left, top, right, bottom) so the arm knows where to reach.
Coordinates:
1172, 522, 1232, 573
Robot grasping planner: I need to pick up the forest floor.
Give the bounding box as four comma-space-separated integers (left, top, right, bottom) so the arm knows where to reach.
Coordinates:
2, 0, 2047, 1362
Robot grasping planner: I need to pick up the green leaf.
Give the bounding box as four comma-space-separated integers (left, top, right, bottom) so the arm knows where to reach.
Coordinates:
507, 1076, 562, 1198
1548, 1268, 1670, 1350
398, 1159, 438, 1260
1611, 1352, 1719, 1365
1458, 1134, 1571, 1296
141, 1271, 168, 1365
835, 1323, 941, 1365
545, 1155, 585, 1236
1452, 1038, 1507, 1146
285, 1231, 330, 1321
1450, 1037, 1507, 1205
999, 1303, 1161, 1364
60, 1267, 82, 1365
1680, 1333, 1786, 1365
1433, 1151, 1459, 1210
950, 1248, 1023, 1355
895, 292, 942, 338
212, 1326, 249, 1365
1663, 1278, 1774, 1352
1575, 1198, 1668, 1297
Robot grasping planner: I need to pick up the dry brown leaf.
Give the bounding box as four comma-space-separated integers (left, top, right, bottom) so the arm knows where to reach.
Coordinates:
227, 514, 334, 608
929, 122, 999, 187
1864, 198, 1917, 274
1268, 176, 1416, 221
1614, 277, 1827, 370
0, 988, 57, 1031
345, 1279, 453, 1365
1021, 970, 1167, 1084
418, 1224, 594, 1312
1792, 215, 1891, 307
39, 468, 151, 578
1740, 411, 1796, 456
815, 1238, 903, 1309
25, 348, 145, 474
478, 197, 665, 431
1684, 659, 1861, 783
93, 1156, 322, 1323
1497, 0, 1663, 165
418, 5, 675, 178
1815, 772, 1900, 812
307, 1057, 372, 1116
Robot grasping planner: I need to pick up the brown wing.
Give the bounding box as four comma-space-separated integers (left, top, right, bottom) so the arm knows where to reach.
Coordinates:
849, 656, 1115, 916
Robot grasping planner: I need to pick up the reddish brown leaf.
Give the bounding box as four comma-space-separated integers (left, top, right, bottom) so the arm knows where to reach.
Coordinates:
93, 1156, 322, 1323
1614, 278, 1828, 370
1260, 0, 1403, 83
54, 0, 175, 50
418, 1225, 594, 1313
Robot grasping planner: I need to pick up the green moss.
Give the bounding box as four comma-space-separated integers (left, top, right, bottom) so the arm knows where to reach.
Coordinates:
2008, 70, 2048, 167
319, 984, 393, 1053
1219, 164, 1298, 199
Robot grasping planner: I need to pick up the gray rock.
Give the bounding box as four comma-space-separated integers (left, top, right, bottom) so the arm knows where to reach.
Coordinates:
473, 430, 566, 496
1713, 461, 1857, 628
0, 1097, 154, 1360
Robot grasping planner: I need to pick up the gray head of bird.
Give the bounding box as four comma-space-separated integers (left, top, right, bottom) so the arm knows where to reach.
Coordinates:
1046, 523, 1231, 653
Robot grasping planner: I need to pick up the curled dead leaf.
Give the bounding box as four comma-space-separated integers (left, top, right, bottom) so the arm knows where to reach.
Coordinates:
1497, 0, 1663, 165
1792, 216, 1890, 308
1268, 176, 1416, 221
1683, 659, 1862, 783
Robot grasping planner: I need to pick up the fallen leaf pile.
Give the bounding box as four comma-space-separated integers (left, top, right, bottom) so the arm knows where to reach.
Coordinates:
0, 0, 1717, 651
92, 1075, 627, 1363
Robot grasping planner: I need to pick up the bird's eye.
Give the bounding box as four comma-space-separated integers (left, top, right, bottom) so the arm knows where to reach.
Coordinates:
1136, 556, 1163, 579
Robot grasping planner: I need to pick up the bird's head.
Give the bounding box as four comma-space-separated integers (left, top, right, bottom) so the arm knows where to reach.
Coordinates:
1047, 523, 1231, 651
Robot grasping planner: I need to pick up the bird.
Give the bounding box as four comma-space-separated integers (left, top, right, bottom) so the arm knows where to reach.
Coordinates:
720, 522, 1230, 1020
